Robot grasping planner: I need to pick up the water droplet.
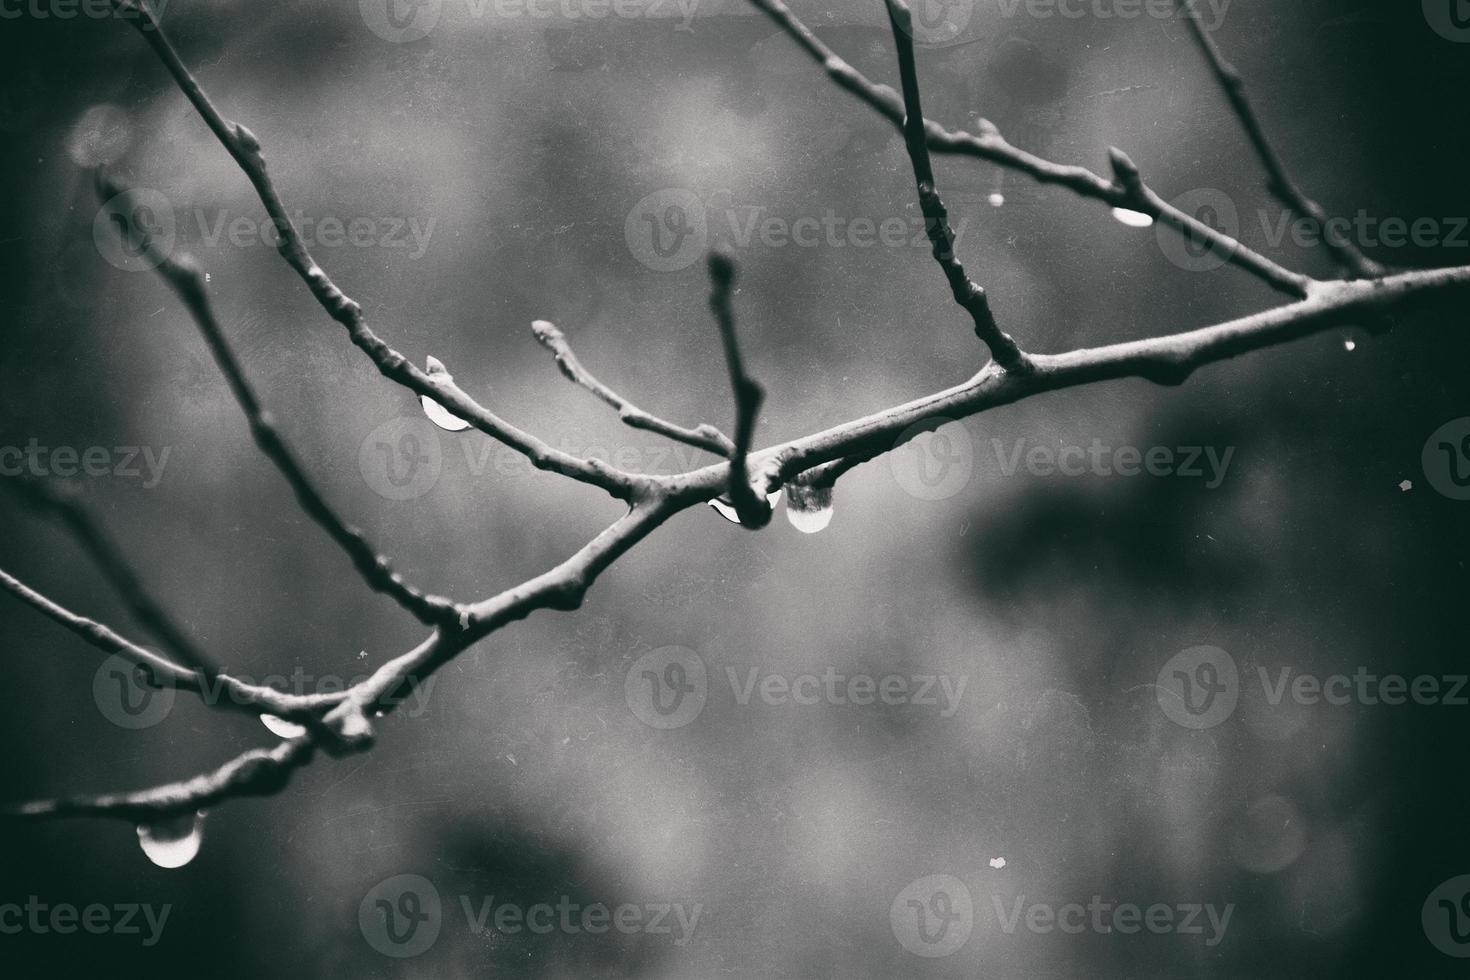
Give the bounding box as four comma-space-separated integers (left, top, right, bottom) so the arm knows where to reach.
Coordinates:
259, 713, 307, 739
708, 496, 741, 524
1111, 207, 1154, 228
66, 104, 132, 167
420, 355, 472, 432
987, 192, 1005, 208
707, 489, 782, 525
1343, 339, 1357, 352
784, 482, 834, 534
137, 810, 206, 868
988, 856, 1006, 870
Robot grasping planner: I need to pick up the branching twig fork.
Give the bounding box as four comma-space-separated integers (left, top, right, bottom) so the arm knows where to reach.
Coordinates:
7, 0, 1470, 825
746, 0, 1314, 299
1179, 3, 1384, 280
531, 319, 737, 458
2, 477, 218, 676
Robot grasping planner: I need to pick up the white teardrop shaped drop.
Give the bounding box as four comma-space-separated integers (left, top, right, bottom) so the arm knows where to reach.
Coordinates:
421, 355, 473, 431
1343, 339, 1357, 352
707, 488, 783, 526
708, 496, 742, 524
784, 482, 834, 534
137, 810, 206, 869
987, 192, 1005, 208
260, 713, 307, 739
1111, 207, 1154, 228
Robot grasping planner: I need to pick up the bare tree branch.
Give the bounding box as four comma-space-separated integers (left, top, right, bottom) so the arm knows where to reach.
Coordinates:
1180, 3, 1385, 279
3, 738, 316, 822
9, 0, 1470, 826
707, 252, 771, 528
2, 477, 217, 676
0, 566, 343, 723
883, 0, 1028, 371
745, 0, 1314, 299
97, 174, 458, 628
530, 319, 736, 457
105, 0, 648, 503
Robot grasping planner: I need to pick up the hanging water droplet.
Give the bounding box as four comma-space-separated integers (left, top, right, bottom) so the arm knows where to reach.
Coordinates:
784, 482, 834, 534
1343, 339, 1357, 352
987, 192, 1005, 208
259, 713, 307, 739
1111, 207, 1154, 228
707, 488, 782, 526
708, 496, 741, 524
420, 355, 472, 432
137, 810, 207, 869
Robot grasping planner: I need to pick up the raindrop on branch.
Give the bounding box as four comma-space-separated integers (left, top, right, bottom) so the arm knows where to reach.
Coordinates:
987, 192, 1005, 208
420, 355, 473, 432
784, 481, 834, 534
708, 489, 783, 525
1111, 207, 1154, 228
260, 713, 307, 739
137, 810, 207, 869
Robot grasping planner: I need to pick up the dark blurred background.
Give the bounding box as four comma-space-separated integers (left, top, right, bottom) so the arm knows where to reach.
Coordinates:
1, 0, 1468, 976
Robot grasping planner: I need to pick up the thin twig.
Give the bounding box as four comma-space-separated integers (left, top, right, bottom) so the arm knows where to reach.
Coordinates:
707, 252, 770, 527
1180, 3, 1384, 279
883, 0, 1028, 371
0, 566, 344, 722
531, 319, 736, 457
3, 738, 316, 822
745, 0, 1315, 299
97, 172, 459, 628
9, 0, 1470, 824
2, 477, 217, 676
107, 0, 647, 502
